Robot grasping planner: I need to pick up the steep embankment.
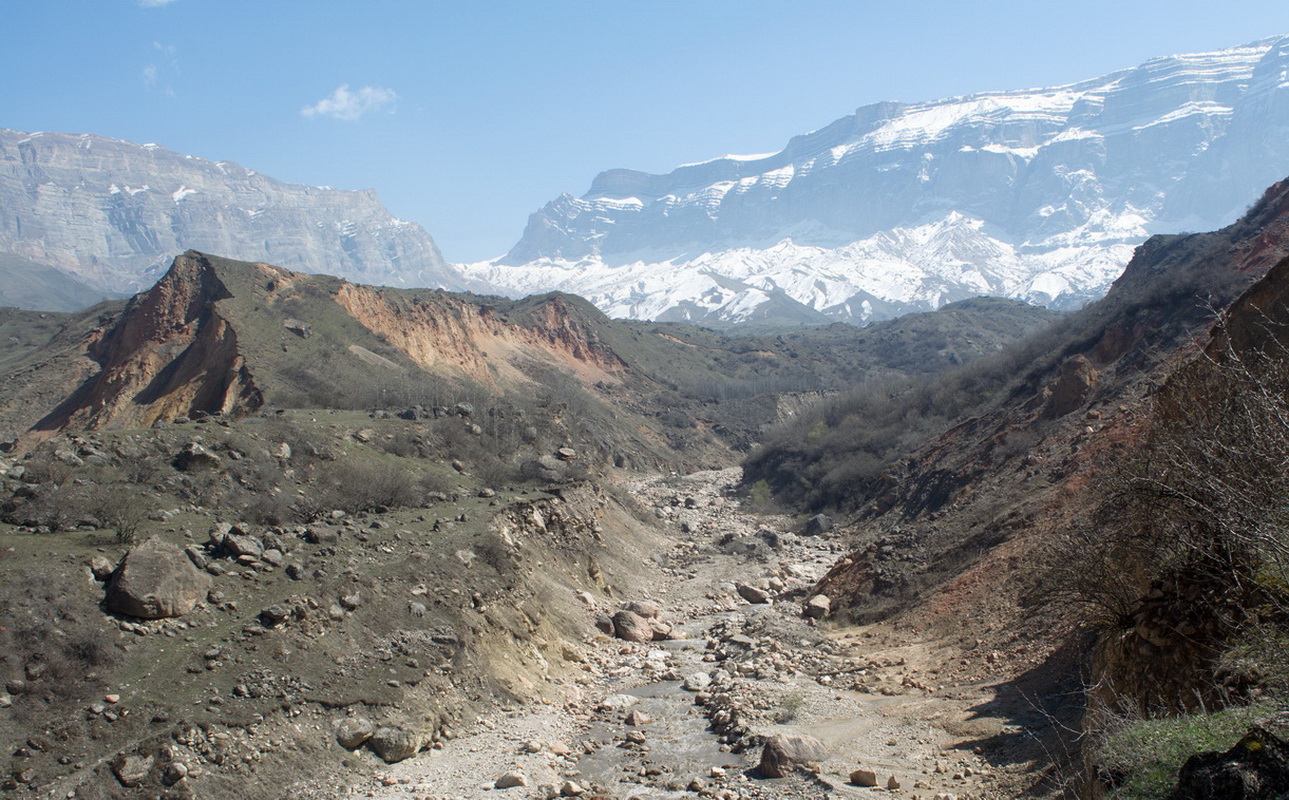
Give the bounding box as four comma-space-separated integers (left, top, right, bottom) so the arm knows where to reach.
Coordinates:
30, 252, 262, 434
762, 175, 1289, 654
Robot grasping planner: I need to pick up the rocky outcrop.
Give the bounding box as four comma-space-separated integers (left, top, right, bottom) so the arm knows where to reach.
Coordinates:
333, 284, 627, 387
1168, 718, 1289, 799
0, 128, 465, 295
31, 251, 263, 433
1042, 355, 1099, 418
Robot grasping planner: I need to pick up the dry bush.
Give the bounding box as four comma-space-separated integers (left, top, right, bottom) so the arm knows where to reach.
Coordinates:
1052, 311, 1289, 716
303, 458, 419, 516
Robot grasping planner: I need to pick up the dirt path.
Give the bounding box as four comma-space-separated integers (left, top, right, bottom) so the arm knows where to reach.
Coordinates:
346, 468, 1033, 800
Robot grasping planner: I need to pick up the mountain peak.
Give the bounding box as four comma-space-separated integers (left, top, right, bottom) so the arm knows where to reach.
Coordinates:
471, 35, 1289, 326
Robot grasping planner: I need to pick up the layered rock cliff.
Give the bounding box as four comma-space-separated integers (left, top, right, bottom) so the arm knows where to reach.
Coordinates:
0, 129, 465, 295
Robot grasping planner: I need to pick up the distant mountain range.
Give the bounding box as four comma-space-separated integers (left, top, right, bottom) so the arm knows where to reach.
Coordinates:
0, 129, 470, 297
464, 35, 1289, 325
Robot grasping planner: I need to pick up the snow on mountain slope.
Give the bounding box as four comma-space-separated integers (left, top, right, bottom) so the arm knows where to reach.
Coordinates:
466, 36, 1289, 324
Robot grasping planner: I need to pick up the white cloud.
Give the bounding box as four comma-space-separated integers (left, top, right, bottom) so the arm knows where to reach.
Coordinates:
139, 0, 179, 6
142, 42, 178, 96
301, 84, 398, 121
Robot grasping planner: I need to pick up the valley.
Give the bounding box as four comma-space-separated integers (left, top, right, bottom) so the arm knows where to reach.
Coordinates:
7, 20, 1289, 800
6, 177, 1289, 798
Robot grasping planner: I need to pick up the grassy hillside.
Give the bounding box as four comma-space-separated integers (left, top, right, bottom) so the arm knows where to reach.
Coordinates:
0, 253, 115, 312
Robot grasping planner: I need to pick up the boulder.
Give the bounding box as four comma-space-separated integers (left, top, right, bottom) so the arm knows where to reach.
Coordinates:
624, 600, 662, 619
803, 514, 833, 536
758, 733, 828, 778
611, 610, 654, 643
682, 671, 712, 691
804, 594, 832, 619
106, 538, 210, 619
335, 717, 375, 750
223, 533, 264, 559
283, 319, 313, 339
495, 772, 528, 789
112, 754, 154, 787
89, 555, 114, 581
367, 726, 422, 763
849, 768, 878, 787
1169, 720, 1289, 799
649, 619, 676, 640
162, 762, 189, 786
172, 442, 219, 471
736, 583, 772, 604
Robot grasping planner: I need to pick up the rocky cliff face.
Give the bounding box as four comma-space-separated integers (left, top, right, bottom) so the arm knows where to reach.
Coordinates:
0, 129, 465, 295
24, 251, 638, 439
32, 251, 263, 434
470, 36, 1289, 325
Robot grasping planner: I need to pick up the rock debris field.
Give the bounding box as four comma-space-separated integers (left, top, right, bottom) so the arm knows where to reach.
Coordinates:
339, 469, 1022, 800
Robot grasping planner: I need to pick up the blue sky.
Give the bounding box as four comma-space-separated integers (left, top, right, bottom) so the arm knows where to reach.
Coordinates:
7, 1, 1289, 262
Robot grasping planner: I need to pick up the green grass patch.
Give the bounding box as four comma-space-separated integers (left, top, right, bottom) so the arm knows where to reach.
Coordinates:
1097, 703, 1275, 799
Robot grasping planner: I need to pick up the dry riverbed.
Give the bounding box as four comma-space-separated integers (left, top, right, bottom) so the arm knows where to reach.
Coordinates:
342, 468, 1047, 800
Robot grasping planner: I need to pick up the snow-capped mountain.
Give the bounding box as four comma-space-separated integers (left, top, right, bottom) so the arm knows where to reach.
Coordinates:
466, 35, 1289, 325
0, 129, 469, 295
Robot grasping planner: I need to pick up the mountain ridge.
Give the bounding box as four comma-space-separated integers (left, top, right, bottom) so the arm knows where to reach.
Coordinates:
467, 35, 1289, 325
0, 129, 474, 297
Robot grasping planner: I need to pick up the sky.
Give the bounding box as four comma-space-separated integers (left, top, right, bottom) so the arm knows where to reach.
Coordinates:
6, 1, 1289, 263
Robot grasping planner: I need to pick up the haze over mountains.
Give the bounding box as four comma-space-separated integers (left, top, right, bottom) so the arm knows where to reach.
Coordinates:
467, 35, 1289, 325
5, 36, 1289, 328
0, 129, 467, 297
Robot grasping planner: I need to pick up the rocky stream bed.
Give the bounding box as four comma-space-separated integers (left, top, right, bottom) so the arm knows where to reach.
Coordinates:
332, 468, 1035, 800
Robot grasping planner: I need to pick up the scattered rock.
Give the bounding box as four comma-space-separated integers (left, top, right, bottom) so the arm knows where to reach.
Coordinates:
624, 710, 653, 726
335, 717, 375, 750
803, 594, 831, 619
758, 733, 828, 778
736, 583, 772, 604
368, 727, 423, 763
105, 538, 211, 619
495, 771, 528, 789
611, 609, 655, 643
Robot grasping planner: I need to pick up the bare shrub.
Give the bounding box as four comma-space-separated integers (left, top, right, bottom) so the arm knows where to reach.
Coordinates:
83, 484, 151, 544
1052, 309, 1289, 716
306, 459, 418, 516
